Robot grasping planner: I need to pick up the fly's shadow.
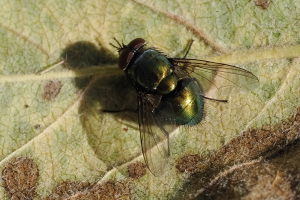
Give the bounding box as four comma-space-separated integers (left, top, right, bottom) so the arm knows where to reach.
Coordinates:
60, 41, 137, 126
60, 41, 140, 171
61, 41, 117, 88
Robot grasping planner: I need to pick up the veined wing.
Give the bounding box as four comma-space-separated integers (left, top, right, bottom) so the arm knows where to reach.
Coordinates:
138, 92, 177, 176
171, 58, 259, 97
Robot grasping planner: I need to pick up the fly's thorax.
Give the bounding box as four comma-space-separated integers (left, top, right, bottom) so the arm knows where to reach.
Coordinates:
126, 49, 175, 93
157, 78, 204, 125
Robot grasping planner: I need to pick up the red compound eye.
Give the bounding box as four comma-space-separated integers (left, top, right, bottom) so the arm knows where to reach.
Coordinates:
118, 38, 146, 70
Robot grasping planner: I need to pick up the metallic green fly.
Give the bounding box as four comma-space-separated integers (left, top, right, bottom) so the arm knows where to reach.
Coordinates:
111, 38, 259, 176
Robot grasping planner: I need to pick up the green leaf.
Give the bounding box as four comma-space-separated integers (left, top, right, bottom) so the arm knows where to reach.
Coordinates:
0, 0, 300, 199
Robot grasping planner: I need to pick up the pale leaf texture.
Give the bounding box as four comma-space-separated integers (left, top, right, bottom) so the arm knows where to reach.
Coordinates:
0, 0, 300, 199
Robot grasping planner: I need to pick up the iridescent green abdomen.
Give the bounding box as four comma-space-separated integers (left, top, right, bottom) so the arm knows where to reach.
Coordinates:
156, 78, 204, 125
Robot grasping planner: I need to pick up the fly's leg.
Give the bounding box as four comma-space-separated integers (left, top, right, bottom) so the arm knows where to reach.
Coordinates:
101, 108, 138, 113
201, 95, 228, 103
193, 78, 228, 103
183, 39, 194, 58
36, 60, 65, 75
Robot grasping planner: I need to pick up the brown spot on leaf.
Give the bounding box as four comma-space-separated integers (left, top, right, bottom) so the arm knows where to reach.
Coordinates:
128, 162, 147, 178
199, 162, 295, 199
42, 80, 62, 101
195, 140, 300, 199
47, 181, 130, 200
2, 157, 39, 199
85, 181, 130, 200
174, 107, 300, 199
254, 0, 271, 9
176, 154, 205, 173
210, 107, 300, 169
34, 124, 42, 130
47, 180, 130, 200
46, 181, 91, 200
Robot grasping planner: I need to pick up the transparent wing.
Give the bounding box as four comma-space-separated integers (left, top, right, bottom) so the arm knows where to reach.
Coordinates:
138, 92, 177, 176
172, 58, 259, 97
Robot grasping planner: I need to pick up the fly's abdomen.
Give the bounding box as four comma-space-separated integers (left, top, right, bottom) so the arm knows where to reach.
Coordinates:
156, 78, 204, 125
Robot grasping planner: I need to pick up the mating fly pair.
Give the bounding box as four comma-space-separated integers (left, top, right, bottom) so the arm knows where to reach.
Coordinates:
111, 38, 259, 176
